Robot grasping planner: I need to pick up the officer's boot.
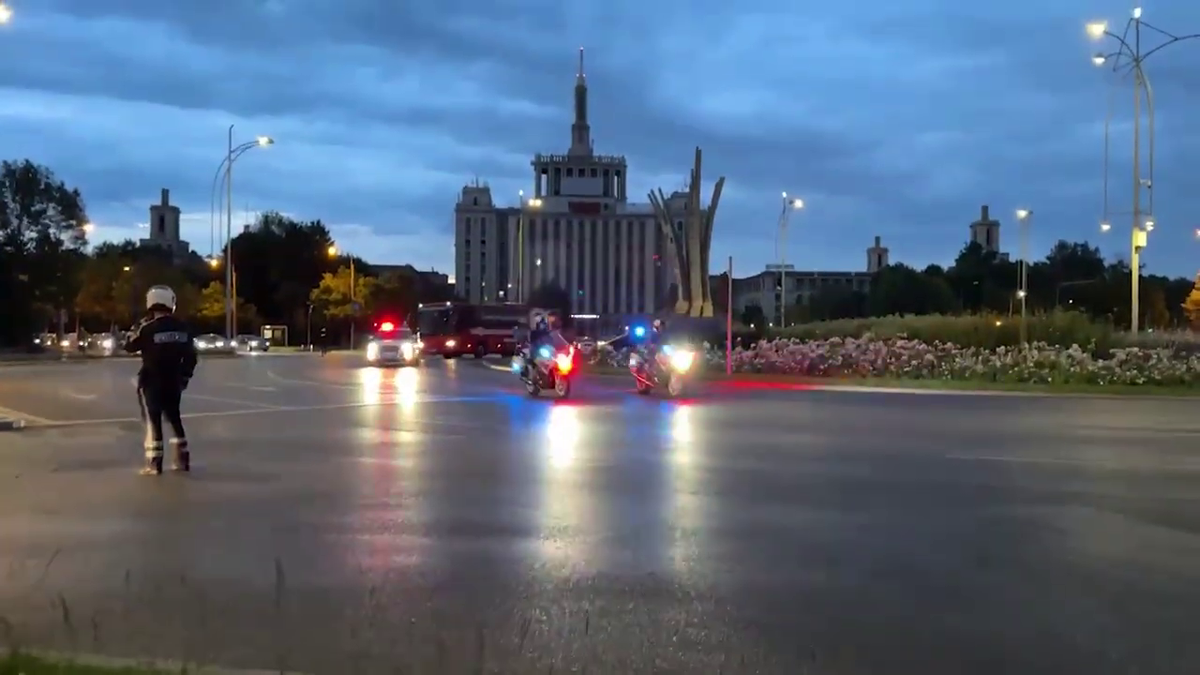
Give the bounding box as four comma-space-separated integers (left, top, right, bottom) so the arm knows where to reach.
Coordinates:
170, 438, 190, 472
141, 443, 164, 475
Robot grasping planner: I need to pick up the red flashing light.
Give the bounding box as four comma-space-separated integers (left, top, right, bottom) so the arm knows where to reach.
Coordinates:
379, 321, 397, 332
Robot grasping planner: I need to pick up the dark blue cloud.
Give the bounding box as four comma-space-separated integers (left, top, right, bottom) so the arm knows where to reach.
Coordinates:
1, 0, 1197, 276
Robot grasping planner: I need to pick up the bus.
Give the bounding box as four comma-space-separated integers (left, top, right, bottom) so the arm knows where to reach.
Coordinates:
416, 302, 532, 358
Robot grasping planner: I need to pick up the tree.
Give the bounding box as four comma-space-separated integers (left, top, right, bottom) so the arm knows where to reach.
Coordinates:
195, 281, 260, 332
0, 159, 91, 344
1182, 275, 1200, 329
229, 211, 334, 328
369, 272, 417, 325
740, 304, 766, 329
309, 265, 377, 319
110, 258, 199, 327
868, 264, 956, 316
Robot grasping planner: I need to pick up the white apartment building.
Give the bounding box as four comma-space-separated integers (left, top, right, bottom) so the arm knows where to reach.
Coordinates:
454, 49, 680, 316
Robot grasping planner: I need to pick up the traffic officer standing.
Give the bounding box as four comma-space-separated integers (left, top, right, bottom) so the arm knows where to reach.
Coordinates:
123, 285, 198, 475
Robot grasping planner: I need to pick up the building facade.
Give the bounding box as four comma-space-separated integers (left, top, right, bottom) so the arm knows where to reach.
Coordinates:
140, 188, 190, 261
454, 49, 675, 315
722, 236, 888, 327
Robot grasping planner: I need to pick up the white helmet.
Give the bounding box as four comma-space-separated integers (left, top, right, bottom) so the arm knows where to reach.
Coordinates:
145, 285, 177, 312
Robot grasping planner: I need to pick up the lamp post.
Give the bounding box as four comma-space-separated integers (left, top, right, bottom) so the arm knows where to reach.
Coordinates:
327, 245, 357, 349
516, 191, 543, 304
220, 127, 274, 339
1088, 8, 1198, 334
777, 192, 804, 328
1015, 209, 1032, 344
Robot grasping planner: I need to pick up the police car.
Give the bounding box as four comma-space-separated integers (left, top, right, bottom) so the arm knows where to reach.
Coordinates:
365, 321, 421, 366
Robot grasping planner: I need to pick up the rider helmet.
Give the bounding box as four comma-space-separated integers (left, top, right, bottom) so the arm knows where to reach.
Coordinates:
145, 285, 177, 313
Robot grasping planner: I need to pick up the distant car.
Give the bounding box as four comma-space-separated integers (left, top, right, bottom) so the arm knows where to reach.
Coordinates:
365, 321, 421, 367
194, 333, 235, 354
235, 334, 270, 352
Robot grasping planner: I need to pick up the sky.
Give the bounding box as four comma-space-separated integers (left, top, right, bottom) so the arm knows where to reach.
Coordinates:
1, 0, 1198, 278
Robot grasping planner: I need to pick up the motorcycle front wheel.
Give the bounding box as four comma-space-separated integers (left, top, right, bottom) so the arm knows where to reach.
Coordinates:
554, 375, 571, 399
667, 373, 685, 397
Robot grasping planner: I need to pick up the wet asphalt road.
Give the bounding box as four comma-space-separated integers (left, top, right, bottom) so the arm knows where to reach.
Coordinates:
0, 354, 1198, 674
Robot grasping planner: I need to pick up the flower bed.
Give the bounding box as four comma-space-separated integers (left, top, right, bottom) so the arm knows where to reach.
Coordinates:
590, 335, 1200, 387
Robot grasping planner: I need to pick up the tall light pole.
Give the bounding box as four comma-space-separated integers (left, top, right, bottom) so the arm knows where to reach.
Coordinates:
1088, 8, 1198, 334
516, 191, 542, 304
1016, 209, 1032, 344
776, 192, 803, 328
218, 128, 273, 338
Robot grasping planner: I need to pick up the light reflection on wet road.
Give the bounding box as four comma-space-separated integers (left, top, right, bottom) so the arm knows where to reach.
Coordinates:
0, 355, 1198, 674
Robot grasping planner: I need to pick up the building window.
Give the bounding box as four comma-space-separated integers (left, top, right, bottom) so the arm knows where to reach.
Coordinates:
590, 168, 598, 177
156, 214, 165, 235
472, 196, 478, 206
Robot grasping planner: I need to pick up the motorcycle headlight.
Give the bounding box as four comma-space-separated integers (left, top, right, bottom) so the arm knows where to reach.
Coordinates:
670, 350, 695, 372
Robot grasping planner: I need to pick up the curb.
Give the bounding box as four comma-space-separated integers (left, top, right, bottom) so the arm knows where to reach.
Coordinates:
11, 649, 310, 674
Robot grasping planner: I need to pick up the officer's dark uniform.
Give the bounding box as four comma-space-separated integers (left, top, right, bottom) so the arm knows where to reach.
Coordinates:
124, 314, 198, 473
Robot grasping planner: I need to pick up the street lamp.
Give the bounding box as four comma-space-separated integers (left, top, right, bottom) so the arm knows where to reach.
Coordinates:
1015, 209, 1032, 344
327, 244, 358, 349
515, 190, 543, 304
215, 126, 274, 339
777, 192, 804, 328
0, 3, 13, 24
1088, 7, 1198, 334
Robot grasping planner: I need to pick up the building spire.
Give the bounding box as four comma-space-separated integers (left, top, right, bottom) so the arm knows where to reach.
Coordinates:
569, 47, 591, 156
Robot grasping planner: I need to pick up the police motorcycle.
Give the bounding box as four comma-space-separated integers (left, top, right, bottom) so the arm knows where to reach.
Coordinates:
511, 310, 576, 399
627, 321, 697, 398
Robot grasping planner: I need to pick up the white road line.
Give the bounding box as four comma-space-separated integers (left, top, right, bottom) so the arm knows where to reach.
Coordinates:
0, 404, 54, 424
944, 453, 1200, 471
63, 391, 98, 400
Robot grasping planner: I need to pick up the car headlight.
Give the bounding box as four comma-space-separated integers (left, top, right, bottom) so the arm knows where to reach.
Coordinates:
669, 350, 695, 372
401, 342, 414, 357
366, 342, 380, 360
196, 342, 209, 349
59, 340, 70, 348
101, 338, 114, 349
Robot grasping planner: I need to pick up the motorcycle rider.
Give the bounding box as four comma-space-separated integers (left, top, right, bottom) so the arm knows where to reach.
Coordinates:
123, 285, 198, 475
637, 318, 666, 377
519, 313, 551, 380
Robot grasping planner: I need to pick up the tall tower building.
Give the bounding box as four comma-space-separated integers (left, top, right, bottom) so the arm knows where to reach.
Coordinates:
969, 204, 1000, 254
453, 49, 671, 316
140, 188, 189, 260
867, 235, 889, 273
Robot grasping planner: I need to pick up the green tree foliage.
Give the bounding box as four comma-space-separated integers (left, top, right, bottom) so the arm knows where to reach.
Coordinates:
0, 160, 91, 345
194, 281, 260, 333
309, 265, 377, 319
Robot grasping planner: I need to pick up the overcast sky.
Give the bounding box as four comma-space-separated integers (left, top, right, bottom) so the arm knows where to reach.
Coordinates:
1, 0, 1198, 277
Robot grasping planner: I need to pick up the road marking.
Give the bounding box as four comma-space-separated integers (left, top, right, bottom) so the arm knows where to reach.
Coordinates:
187, 393, 285, 409
944, 453, 1200, 472
63, 391, 98, 400
0, 404, 53, 424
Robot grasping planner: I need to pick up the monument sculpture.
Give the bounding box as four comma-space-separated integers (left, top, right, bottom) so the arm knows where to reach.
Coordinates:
648, 147, 724, 317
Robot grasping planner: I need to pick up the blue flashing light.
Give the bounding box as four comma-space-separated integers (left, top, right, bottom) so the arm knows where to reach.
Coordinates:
633, 326, 646, 338
538, 346, 552, 359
